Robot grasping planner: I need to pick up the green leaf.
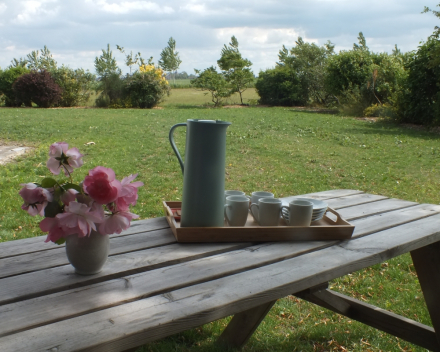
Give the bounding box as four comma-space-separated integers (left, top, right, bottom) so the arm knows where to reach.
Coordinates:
63, 183, 82, 193
44, 201, 63, 218
55, 237, 66, 245
41, 177, 57, 188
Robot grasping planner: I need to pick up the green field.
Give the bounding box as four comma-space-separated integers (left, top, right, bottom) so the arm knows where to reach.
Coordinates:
1, 97, 439, 351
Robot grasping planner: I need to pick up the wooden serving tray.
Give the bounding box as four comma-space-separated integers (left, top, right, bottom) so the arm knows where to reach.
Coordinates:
163, 201, 354, 242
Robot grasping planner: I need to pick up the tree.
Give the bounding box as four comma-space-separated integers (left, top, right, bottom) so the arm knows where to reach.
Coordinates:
94, 44, 122, 105
94, 44, 120, 78
26, 46, 57, 71
116, 45, 144, 74
0, 66, 30, 106
217, 36, 254, 105
158, 37, 182, 84
277, 37, 334, 105
190, 67, 231, 107
10, 57, 28, 68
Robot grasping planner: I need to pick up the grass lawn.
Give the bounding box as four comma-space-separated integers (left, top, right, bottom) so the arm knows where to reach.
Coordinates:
1, 96, 439, 351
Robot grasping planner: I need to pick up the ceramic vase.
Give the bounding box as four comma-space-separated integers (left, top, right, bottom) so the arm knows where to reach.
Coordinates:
65, 230, 109, 275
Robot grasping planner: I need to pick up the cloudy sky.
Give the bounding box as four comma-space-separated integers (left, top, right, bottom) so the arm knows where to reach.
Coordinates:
0, 0, 439, 75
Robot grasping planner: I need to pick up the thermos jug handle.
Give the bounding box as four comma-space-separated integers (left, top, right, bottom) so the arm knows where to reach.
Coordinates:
169, 123, 187, 174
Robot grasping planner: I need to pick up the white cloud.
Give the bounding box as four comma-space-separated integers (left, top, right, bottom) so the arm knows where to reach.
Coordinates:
13, 0, 59, 24
90, 0, 174, 14
0, 0, 439, 73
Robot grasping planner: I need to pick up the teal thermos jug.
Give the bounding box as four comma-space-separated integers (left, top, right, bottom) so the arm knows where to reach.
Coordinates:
169, 119, 231, 227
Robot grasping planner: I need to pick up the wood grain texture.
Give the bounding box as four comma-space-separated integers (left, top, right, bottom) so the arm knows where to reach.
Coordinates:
0, 218, 168, 260
0, 242, 251, 305
322, 193, 388, 209
334, 198, 417, 220
0, 228, 177, 278
2, 202, 439, 336
2, 214, 440, 351
217, 300, 277, 348
0, 241, 334, 336
411, 241, 440, 347
296, 288, 440, 351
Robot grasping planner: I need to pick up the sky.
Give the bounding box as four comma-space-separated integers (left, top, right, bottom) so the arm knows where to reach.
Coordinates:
0, 0, 439, 76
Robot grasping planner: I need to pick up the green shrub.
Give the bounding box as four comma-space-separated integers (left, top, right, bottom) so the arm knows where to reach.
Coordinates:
12, 70, 62, 107
191, 66, 231, 107
0, 66, 30, 106
51, 66, 95, 107
255, 66, 307, 106
363, 103, 395, 118
325, 34, 406, 116
124, 67, 170, 108
95, 73, 124, 107
394, 38, 440, 125
95, 94, 111, 108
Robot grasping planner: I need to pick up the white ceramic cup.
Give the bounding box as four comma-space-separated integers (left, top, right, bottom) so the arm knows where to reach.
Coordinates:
281, 199, 313, 226
225, 190, 249, 203
250, 198, 282, 226
224, 195, 250, 226
250, 191, 274, 207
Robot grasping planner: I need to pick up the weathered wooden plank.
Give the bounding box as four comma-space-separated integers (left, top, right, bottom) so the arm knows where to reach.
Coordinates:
281, 189, 363, 203
411, 241, 440, 347
217, 300, 277, 349
1, 201, 438, 333
349, 203, 440, 238
323, 193, 388, 209
2, 214, 440, 352
0, 241, 334, 336
296, 288, 440, 351
0, 241, 252, 306
0, 217, 169, 260
335, 198, 417, 220
0, 228, 177, 278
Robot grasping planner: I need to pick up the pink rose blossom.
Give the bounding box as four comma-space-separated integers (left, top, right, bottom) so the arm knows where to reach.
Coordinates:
19, 183, 53, 216
98, 211, 139, 235
60, 188, 79, 206
40, 217, 75, 243
56, 201, 105, 237
46, 142, 84, 176
115, 174, 143, 211
83, 166, 121, 204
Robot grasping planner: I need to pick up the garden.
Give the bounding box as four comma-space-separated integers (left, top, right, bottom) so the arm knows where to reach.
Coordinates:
1, 7, 440, 351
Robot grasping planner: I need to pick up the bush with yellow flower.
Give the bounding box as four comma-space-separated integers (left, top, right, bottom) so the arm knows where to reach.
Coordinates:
124, 64, 170, 108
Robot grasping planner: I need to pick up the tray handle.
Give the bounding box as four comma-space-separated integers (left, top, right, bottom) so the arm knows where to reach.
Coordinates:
324, 207, 343, 224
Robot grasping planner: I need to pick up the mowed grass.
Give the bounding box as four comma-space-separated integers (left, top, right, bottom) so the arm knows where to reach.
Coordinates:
0, 97, 439, 351
160, 87, 259, 106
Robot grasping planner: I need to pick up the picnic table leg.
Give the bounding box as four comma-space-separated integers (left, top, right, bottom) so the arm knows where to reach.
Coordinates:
411, 241, 440, 346
217, 299, 277, 349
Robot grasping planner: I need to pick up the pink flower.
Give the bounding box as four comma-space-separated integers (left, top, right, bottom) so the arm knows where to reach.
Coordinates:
115, 174, 143, 211
19, 183, 53, 216
40, 217, 75, 243
56, 201, 105, 237
83, 166, 121, 204
98, 211, 139, 235
46, 142, 84, 176
60, 188, 79, 206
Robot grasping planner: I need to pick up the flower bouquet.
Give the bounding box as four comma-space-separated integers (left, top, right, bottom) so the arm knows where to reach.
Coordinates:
19, 142, 143, 244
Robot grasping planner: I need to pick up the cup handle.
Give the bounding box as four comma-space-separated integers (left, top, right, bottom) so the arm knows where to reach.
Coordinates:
250, 203, 259, 222
224, 204, 231, 225
281, 205, 290, 224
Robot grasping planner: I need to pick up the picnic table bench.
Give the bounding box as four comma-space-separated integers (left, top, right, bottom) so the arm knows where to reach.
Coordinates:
1, 189, 440, 351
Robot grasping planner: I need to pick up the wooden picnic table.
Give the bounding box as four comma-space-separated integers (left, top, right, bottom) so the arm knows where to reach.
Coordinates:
1, 189, 440, 351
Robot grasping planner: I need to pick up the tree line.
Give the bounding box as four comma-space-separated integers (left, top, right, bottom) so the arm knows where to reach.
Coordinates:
1, 3, 440, 125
